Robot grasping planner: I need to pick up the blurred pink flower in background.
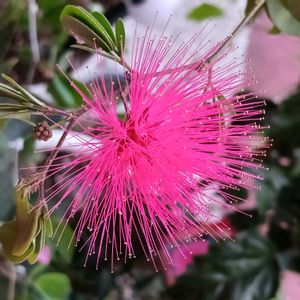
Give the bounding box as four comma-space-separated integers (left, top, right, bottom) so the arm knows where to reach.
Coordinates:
281, 270, 300, 300
165, 218, 236, 285
247, 12, 300, 103
165, 240, 209, 285
37, 245, 51, 265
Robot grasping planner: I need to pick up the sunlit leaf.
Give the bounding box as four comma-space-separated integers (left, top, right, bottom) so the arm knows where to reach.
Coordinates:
187, 3, 223, 21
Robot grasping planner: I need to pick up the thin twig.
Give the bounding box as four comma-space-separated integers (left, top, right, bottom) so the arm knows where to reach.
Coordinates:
119, 0, 266, 77
208, 0, 265, 63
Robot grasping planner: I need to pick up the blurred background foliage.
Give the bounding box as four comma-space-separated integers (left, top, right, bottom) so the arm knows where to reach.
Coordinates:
1, 0, 300, 299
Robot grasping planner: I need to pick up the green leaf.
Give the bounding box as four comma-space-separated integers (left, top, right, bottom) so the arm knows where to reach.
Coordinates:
115, 18, 126, 55
266, 0, 300, 37
0, 221, 35, 263
33, 272, 71, 300
45, 216, 53, 238
0, 84, 31, 105
187, 3, 223, 21
92, 11, 116, 44
256, 181, 277, 213
61, 15, 111, 50
11, 187, 41, 256
2, 74, 46, 107
27, 229, 43, 264
27, 215, 49, 264
60, 5, 115, 52
48, 73, 85, 108
0, 111, 33, 125
47, 216, 75, 264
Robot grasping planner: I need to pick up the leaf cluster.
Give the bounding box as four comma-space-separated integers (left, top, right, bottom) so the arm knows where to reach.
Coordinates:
0, 183, 52, 264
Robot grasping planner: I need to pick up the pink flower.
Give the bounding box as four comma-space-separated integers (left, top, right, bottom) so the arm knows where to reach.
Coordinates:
165, 217, 235, 285
165, 240, 209, 285
42, 27, 268, 271
247, 12, 300, 103
37, 245, 52, 265
281, 270, 300, 300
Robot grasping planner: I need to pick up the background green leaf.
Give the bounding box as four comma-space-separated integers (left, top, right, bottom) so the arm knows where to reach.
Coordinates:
168, 232, 279, 300
187, 3, 223, 21
267, 0, 300, 36
33, 272, 71, 300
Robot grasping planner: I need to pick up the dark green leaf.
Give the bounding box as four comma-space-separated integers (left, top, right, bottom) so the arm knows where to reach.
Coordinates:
187, 4, 223, 21
115, 18, 126, 55
256, 181, 277, 213
266, 0, 300, 36
33, 272, 71, 300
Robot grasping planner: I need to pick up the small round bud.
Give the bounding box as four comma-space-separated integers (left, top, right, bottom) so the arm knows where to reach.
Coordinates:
33, 121, 53, 141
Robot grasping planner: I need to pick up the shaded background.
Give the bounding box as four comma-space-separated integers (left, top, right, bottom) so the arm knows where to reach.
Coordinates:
1, 0, 300, 299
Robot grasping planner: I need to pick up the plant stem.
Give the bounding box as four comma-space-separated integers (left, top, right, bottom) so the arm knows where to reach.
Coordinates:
39, 117, 76, 201
208, 0, 265, 62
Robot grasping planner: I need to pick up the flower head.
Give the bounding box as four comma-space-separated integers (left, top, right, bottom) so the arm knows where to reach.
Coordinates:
42, 26, 268, 271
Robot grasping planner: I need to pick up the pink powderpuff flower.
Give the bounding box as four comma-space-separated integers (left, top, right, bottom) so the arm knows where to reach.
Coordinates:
40, 25, 268, 272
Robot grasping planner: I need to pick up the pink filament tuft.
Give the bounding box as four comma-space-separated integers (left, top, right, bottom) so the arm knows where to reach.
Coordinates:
40, 26, 269, 271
